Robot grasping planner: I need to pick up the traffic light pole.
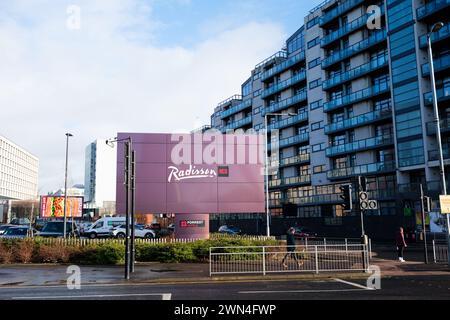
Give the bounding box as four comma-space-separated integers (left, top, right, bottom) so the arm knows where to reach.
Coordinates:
420, 184, 429, 264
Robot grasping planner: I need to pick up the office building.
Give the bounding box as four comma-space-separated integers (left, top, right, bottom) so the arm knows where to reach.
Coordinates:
209, 0, 450, 238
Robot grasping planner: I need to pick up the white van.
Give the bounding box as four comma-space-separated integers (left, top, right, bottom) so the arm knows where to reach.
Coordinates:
83, 217, 126, 239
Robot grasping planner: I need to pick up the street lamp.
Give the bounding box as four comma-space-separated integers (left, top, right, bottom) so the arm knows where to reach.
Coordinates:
427, 22, 450, 267
264, 112, 298, 237
63, 133, 73, 239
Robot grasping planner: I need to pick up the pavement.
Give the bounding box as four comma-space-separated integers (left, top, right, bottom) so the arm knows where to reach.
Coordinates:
0, 244, 448, 300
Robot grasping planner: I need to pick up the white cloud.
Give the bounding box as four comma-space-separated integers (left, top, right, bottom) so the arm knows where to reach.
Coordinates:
0, 0, 285, 193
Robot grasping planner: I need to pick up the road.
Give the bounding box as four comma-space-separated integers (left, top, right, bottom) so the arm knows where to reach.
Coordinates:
0, 275, 449, 300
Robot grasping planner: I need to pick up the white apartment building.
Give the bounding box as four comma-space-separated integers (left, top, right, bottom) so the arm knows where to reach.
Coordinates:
0, 135, 39, 200
84, 139, 117, 215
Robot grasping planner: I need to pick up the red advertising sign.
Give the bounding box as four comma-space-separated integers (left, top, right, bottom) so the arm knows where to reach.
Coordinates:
40, 196, 83, 218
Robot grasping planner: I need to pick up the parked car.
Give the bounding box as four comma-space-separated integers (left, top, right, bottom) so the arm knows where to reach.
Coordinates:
293, 226, 318, 239
33, 218, 46, 231
10, 218, 31, 226
218, 225, 241, 235
0, 226, 37, 239
0, 224, 15, 235
37, 221, 79, 238
82, 217, 126, 239
111, 225, 156, 239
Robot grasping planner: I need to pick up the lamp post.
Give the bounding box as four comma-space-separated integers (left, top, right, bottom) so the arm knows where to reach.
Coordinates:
63, 133, 73, 239
427, 22, 450, 267
264, 112, 298, 237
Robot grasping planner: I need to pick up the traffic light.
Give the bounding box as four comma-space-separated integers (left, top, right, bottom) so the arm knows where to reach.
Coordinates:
423, 196, 431, 212
358, 176, 367, 192
340, 184, 353, 212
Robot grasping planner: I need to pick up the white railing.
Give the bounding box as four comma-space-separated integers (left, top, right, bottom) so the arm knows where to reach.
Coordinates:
209, 244, 370, 276
432, 240, 448, 264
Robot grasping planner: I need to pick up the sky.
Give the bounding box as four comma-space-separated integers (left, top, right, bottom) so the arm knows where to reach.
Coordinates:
0, 0, 323, 194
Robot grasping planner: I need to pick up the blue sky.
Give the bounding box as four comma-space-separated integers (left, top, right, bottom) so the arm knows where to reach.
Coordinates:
0, 0, 324, 192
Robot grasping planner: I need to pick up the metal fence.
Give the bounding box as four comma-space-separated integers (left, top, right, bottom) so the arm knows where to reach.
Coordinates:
297, 237, 372, 259
209, 244, 370, 276
432, 240, 448, 264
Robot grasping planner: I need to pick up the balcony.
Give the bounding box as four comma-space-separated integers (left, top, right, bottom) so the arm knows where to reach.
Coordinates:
319, 0, 365, 26
222, 116, 252, 131
321, 6, 385, 48
268, 112, 308, 131
419, 23, 450, 48
323, 55, 389, 90
322, 30, 387, 69
269, 175, 311, 189
323, 82, 390, 113
217, 95, 242, 108
263, 91, 307, 115
279, 153, 311, 167
325, 107, 392, 134
269, 133, 309, 150
220, 99, 252, 119
424, 88, 450, 105
426, 119, 450, 135
261, 51, 306, 81
261, 71, 307, 98
327, 161, 396, 180
325, 134, 394, 157
422, 54, 450, 77
417, 0, 450, 20
255, 51, 287, 70
428, 148, 450, 162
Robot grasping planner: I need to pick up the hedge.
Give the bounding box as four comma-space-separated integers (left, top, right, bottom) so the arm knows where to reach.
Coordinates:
0, 237, 280, 265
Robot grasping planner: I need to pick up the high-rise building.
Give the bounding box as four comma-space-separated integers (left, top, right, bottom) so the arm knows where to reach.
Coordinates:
84, 139, 117, 216
0, 135, 39, 200
209, 0, 450, 239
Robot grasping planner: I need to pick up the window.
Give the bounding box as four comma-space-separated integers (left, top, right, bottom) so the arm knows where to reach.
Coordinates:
309, 78, 322, 89
287, 28, 305, 54
308, 57, 321, 69
312, 143, 325, 153
311, 121, 324, 131
306, 16, 319, 29
313, 165, 326, 174
253, 90, 261, 97
242, 81, 252, 97
310, 100, 322, 111
397, 139, 424, 167
307, 37, 320, 49
396, 110, 422, 139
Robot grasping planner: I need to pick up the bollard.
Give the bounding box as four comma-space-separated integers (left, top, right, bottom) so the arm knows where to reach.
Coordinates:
262, 247, 266, 276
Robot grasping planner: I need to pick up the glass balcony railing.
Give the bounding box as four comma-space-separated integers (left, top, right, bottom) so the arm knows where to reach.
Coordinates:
323, 82, 390, 112
220, 99, 252, 119
424, 88, 450, 105
222, 116, 252, 131
417, 0, 450, 20
319, 0, 365, 26
263, 91, 307, 115
321, 6, 385, 47
428, 148, 450, 161
269, 133, 309, 150
279, 153, 311, 167
261, 51, 306, 81
261, 71, 307, 98
426, 119, 450, 135
324, 107, 392, 134
325, 134, 394, 157
255, 51, 287, 69
322, 30, 387, 68
327, 161, 396, 180
419, 23, 450, 48
323, 55, 389, 90
269, 175, 311, 188
268, 112, 308, 130
217, 95, 242, 108
422, 54, 450, 76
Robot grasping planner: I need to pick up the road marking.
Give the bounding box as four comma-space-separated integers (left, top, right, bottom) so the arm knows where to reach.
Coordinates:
12, 293, 172, 300
239, 289, 367, 294
334, 278, 374, 290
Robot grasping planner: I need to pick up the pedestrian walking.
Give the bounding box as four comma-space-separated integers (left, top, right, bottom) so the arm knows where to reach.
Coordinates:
282, 227, 303, 268
396, 227, 408, 262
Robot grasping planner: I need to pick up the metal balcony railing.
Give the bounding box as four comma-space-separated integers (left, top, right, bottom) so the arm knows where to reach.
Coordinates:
426, 119, 450, 135
319, 0, 365, 26
324, 107, 392, 134
325, 134, 394, 157
255, 51, 287, 69
220, 99, 252, 119
261, 71, 307, 98
217, 95, 242, 108
424, 88, 450, 105
417, 0, 450, 20
422, 54, 450, 76
269, 133, 309, 150
279, 153, 311, 167
428, 148, 450, 161
327, 161, 396, 179
419, 23, 450, 48
261, 51, 306, 81
263, 91, 307, 115
323, 55, 388, 90
323, 82, 390, 112
222, 116, 252, 131
267, 112, 308, 130
269, 175, 311, 188
322, 30, 387, 68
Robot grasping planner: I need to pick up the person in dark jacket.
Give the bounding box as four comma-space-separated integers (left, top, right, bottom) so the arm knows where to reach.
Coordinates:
395, 227, 408, 262
282, 227, 303, 268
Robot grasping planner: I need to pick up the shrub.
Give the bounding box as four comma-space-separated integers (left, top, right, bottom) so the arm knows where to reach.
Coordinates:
14, 240, 35, 264
0, 242, 14, 264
